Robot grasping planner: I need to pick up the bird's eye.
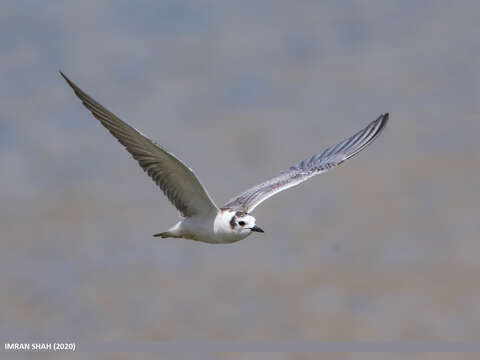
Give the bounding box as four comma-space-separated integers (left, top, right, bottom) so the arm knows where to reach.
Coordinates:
238, 221, 246, 226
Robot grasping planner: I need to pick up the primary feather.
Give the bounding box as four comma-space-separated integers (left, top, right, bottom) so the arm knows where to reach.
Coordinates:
60, 71, 218, 218
223, 113, 388, 213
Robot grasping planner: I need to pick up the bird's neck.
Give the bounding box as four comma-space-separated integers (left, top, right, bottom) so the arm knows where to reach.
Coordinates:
213, 209, 236, 234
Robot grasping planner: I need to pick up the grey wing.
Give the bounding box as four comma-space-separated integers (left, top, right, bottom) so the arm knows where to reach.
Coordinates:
60, 71, 218, 218
223, 113, 389, 213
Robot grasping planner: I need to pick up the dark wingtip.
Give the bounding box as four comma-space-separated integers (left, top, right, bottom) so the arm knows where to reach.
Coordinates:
379, 112, 389, 130
370, 112, 388, 140
373, 113, 389, 135
59, 70, 73, 86
59, 71, 83, 97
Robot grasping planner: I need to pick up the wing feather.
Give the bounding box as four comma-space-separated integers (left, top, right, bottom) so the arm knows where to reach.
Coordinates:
223, 113, 388, 213
60, 71, 218, 217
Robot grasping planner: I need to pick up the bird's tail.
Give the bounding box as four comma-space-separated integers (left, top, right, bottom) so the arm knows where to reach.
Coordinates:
153, 232, 170, 238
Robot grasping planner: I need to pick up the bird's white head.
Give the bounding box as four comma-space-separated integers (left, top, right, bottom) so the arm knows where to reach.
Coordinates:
217, 209, 264, 241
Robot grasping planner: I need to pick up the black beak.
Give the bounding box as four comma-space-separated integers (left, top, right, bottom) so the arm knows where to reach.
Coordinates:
250, 225, 264, 233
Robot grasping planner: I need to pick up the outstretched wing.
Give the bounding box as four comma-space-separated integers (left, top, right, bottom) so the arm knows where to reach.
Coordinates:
223, 113, 388, 213
61, 71, 218, 217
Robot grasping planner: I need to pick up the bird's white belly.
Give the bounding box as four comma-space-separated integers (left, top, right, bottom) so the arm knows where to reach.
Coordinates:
179, 215, 249, 244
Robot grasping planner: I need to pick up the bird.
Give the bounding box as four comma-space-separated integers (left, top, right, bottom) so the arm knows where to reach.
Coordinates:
60, 71, 388, 244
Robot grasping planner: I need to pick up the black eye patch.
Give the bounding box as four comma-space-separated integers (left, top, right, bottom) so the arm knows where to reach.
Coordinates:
238, 221, 246, 226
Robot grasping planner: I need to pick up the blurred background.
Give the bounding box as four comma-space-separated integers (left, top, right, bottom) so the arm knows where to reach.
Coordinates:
1, 0, 480, 358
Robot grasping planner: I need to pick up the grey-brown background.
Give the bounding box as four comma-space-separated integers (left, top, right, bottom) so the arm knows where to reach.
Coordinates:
1, 0, 479, 358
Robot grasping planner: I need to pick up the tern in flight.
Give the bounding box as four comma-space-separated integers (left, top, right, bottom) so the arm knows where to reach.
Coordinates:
61, 72, 388, 244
